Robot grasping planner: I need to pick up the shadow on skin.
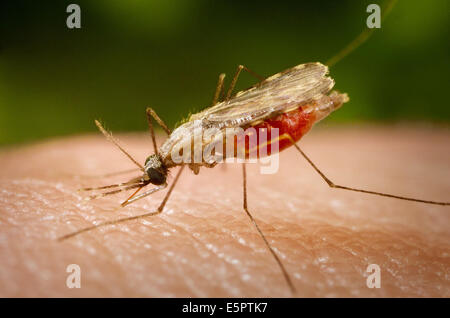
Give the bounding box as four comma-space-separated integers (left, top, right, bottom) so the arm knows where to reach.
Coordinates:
0, 125, 449, 297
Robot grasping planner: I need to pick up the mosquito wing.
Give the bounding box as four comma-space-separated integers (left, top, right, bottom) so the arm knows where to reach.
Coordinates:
190, 62, 334, 129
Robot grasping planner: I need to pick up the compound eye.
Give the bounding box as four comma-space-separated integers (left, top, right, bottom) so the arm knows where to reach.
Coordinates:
147, 168, 166, 185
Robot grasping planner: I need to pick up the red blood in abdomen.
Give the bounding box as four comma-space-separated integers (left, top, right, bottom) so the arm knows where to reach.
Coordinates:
235, 105, 317, 158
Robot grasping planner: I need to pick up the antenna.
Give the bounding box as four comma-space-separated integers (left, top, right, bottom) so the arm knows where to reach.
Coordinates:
95, 120, 144, 171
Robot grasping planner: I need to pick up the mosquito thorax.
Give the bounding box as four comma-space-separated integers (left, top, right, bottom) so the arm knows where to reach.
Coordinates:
144, 154, 168, 185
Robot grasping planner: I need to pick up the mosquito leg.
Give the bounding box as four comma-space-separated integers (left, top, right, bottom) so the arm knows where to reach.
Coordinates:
212, 73, 226, 105
146, 107, 171, 136
241, 164, 297, 295
326, 0, 397, 67
145, 107, 171, 157
86, 183, 143, 201
58, 166, 185, 241
120, 183, 167, 207
226, 65, 265, 101
286, 135, 449, 206
146, 109, 159, 156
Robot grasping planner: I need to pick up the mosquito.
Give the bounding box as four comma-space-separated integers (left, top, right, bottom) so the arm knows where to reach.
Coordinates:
59, 0, 448, 295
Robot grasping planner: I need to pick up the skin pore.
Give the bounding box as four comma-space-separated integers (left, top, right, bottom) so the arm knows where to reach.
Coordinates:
0, 125, 449, 297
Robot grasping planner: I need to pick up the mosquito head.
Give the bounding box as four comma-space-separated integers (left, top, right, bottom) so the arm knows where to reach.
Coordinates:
143, 154, 167, 185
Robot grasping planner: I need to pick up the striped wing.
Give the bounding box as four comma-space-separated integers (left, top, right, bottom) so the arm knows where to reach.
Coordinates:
190, 62, 334, 128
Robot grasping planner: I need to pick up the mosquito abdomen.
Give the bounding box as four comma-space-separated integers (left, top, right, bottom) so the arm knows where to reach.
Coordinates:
236, 91, 349, 158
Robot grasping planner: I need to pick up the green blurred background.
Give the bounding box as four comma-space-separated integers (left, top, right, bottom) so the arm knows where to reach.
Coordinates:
0, 0, 449, 145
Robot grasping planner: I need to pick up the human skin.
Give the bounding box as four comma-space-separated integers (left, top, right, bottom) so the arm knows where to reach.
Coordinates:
0, 125, 449, 297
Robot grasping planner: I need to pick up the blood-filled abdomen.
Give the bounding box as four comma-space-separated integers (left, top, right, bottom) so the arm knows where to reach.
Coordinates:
234, 105, 317, 159
234, 89, 348, 159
